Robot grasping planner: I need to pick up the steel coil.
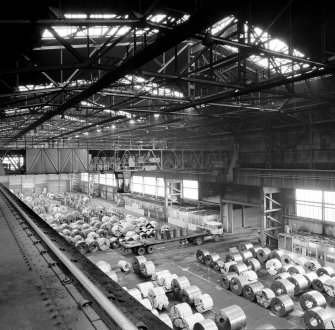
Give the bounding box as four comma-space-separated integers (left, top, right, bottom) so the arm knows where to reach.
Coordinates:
139, 298, 153, 310
257, 247, 272, 263
127, 288, 142, 301
152, 269, 170, 281
271, 278, 295, 297
194, 319, 218, 330
155, 271, 172, 286
151, 309, 159, 316
136, 281, 155, 298
312, 274, 331, 292
229, 263, 249, 275
300, 290, 327, 310
216, 305, 246, 330
240, 250, 253, 262
268, 249, 285, 261
75, 240, 88, 254
281, 252, 298, 265
118, 260, 131, 272
256, 288, 276, 308
303, 306, 335, 329
96, 260, 112, 273
288, 265, 306, 275
242, 281, 264, 301
241, 270, 258, 281
158, 314, 173, 329
287, 274, 309, 295
181, 285, 202, 305
295, 256, 309, 267
304, 260, 322, 272
105, 271, 118, 282
214, 259, 225, 272
278, 264, 292, 274
250, 246, 262, 258
172, 276, 191, 299
239, 242, 254, 251
194, 294, 213, 313
170, 302, 193, 322
178, 313, 204, 330
196, 249, 210, 263
163, 274, 179, 291
132, 256, 147, 274
205, 253, 221, 268
317, 266, 335, 277
85, 238, 99, 253
230, 275, 254, 296
324, 277, 335, 297
245, 258, 261, 272
220, 272, 237, 290
140, 261, 156, 277
224, 261, 237, 273
226, 252, 243, 263
270, 294, 294, 317
148, 287, 169, 310
304, 272, 319, 288
266, 259, 282, 275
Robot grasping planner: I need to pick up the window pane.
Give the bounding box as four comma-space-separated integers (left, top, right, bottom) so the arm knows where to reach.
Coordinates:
99, 174, 106, 184
296, 202, 322, 220
106, 174, 115, 186
296, 189, 322, 203
157, 186, 165, 197
183, 180, 198, 189
157, 178, 164, 187
325, 191, 335, 204
133, 176, 142, 184
144, 185, 155, 195
143, 177, 155, 185
81, 173, 88, 181
183, 187, 198, 200
133, 183, 142, 193
325, 206, 335, 222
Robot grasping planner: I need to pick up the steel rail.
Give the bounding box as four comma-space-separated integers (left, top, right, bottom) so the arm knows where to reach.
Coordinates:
0, 185, 138, 330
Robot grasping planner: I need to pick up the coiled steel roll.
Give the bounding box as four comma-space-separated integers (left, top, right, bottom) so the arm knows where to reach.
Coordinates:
181, 285, 202, 305
205, 253, 221, 268
106, 271, 118, 282
140, 261, 156, 277
241, 270, 258, 282
194, 319, 218, 330
139, 298, 153, 310
266, 259, 282, 275
194, 294, 213, 313
96, 260, 112, 273
326, 320, 335, 329
250, 245, 262, 258
242, 282, 264, 301
281, 252, 297, 265
224, 261, 237, 273
300, 290, 327, 310
304, 260, 322, 272
303, 306, 335, 329
132, 256, 147, 274
214, 259, 225, 272
170, 302, 193, 322
229, 263, 249, 275
288, 265, 306, 275
268, 249, 285, 261
196, 249, 210, 263
220, 272, 237, 290
245, 258, 261, 272
158, 313, 173, 329
256, 288, 276, 308
127, 288, 142, 301
240, 250, 253, 262
239, 242, 254, 251
75, 240, 88, 254
287, 274, 309, 295
85, 238, 99, 253
226, 252, 243, 263
118, 260, 131, 272
148, 287, 169, 310
324, 277, 335, 297
215, 305, 246, 330
270, 294, 294, 317
163, 274, 179, 291
304, 272, 319, 288
278, 264, 292, 274
257, 247, 272, 263
136, 281, 155, 298
316, 266, 335, 277
271, 278, 295, 297
312, 274, 331, 292
230, 275, 255, 296
178, 313, 204, 330
172, 276, 191, 299
152, 270, 170, 281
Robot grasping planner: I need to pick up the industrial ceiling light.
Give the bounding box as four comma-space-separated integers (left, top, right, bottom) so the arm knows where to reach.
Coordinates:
154, 113, 160, 118
83, 132, 89, 135
75, 135, 79, 138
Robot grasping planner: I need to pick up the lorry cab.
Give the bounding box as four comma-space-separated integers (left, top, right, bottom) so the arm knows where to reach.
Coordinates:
203, 221, 224, 235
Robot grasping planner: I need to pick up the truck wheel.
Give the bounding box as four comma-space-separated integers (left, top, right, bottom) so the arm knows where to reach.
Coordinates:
137, 247, 146, 255
195, 237, 203, 245
146, 246, 154, 254
214, 234, 220, 242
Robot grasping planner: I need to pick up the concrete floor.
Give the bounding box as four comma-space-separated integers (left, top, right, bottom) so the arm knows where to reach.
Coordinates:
87, 237, 305, 329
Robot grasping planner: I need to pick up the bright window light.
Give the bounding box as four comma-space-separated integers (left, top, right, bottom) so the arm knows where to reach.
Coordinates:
64, 14, 87, 19
183, 180, 198, 200
90, 14, 117, 19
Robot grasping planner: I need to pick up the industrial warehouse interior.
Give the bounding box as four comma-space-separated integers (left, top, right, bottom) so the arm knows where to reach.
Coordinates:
1, 0, 335, 329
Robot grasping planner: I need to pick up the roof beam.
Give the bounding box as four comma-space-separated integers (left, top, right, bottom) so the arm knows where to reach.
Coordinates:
11, 1, 240, 142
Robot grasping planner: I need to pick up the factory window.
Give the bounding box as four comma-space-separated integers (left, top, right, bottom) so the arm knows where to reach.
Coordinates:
157, 178, 165, 197
106, 174, 116, 186
183, 180, 198, 200
325, 192, 335, 222
143, 177, 156, 195
132, 176, 143, 193
81, 173, 88, 182
99, 174, 106, 184
296, 189, 322, 220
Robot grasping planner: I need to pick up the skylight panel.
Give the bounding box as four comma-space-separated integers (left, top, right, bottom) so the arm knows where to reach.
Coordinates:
64, 14, 87, 19
211, 16, 235, 35
148, 14, 166, 23
90, 14, 117, 19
